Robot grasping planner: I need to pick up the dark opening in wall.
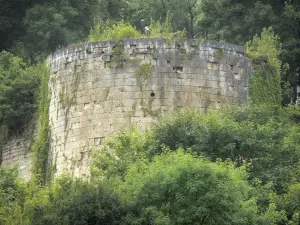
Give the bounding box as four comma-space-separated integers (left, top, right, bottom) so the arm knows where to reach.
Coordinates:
86, 48, 92, 54
150, 92, 155, 97
130, 44, 137, 48
167, 59, 170, 64
173, 66, 183, 73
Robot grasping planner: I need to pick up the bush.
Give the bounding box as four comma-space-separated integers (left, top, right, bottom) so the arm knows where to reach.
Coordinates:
24, 177, 127, 225
0, 167, 26, 225
88, 22, 143, 42
88, 14, 186, 42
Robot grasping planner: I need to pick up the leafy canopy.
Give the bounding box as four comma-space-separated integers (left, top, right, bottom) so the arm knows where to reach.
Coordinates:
119, 150, 269, 225
0, 51, 41, 134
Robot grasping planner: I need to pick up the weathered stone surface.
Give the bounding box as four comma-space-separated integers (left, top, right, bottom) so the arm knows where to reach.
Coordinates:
1, 38, 251, 180
1, 124, 35, 181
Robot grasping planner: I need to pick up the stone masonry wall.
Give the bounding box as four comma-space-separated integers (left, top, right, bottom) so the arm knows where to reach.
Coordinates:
47, 38, 251, 178
1, 39, 251, 180
1, 124, 35, 181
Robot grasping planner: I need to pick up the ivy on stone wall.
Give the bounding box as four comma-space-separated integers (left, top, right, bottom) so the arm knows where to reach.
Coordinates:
135, 63, 153, 92
246, 27, 282, 106
31, 64, 51, 185
109, 41, 126, 68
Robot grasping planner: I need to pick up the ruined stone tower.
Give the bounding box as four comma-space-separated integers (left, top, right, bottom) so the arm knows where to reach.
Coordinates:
1, 39, 251, 179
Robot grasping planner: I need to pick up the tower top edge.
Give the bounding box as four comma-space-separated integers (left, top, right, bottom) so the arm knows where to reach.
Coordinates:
47, 38, 246, 63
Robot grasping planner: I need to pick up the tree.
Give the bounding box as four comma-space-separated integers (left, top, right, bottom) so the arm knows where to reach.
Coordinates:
120, 150, 269, 225
126, 0, 201, 37
276, 3, 300, 103
91, 128, 152, 185
24, 177, 127, 225
199, 0, 275, 44
0, 51, 41, 134
14, 0, 99, 60
0, 0, 32, 51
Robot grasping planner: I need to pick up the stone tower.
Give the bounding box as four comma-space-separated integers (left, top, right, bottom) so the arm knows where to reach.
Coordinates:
1, 39, 251, 179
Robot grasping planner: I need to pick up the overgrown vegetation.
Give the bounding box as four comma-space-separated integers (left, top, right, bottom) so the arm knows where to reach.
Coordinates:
135, 63, 153, 91
246, 27, 282, 106
215, 48, 224, 59
0, 52, 41, 135
88, 12, 186, 43
0, 52, 42, 166
90, 105, 300, 225
89, 22, 142, 42
1, 104, 300, 224
109, 42, 126, 68
31, 64, 50, 185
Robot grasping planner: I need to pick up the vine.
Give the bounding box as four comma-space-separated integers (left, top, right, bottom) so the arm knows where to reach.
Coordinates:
134, 64, 161, 117
246, 27, 282, 106
187, 49, 197, 60
31, 63, 51, 185
141, 98, 161, 117
215, 48, 224, 60
0, 125, 8, 165
135, 63, 153, 91
103, 87, 110, 100
108, 41, 126, 68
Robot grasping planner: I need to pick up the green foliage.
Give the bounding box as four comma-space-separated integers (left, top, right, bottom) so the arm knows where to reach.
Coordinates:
126, 0, 200, 37
199, 0, 276, 44
152, 106, 300, 192
2, 1, 300, 224
120, 150, 269, 225
24, 177, 126, 225
0, 51, 41, 134
88, 14, 186, 43
31, 63, 51, 185
246, 28, 282, 105
148, 12, 186, 41
90, 105, 300, 224
109, 42, 126, 68
88, 22, 142, 42
0, 167, 26, 225
135, 63, 153, 91
215, 48, 224, 59
91, 128, 152, 184
14, 0, 99, 61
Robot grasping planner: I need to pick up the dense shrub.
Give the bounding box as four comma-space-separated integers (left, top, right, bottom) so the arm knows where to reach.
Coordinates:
0, 167, 26, 225
120, 150, 269, 225
88, 13, 186, 43
25, 177, 127, 225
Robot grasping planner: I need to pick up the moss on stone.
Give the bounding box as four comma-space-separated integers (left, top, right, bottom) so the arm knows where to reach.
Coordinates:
216, 48, 224, 60
109, 41, 126, 68
135, 63, 153, 91
103, 87, 110, 100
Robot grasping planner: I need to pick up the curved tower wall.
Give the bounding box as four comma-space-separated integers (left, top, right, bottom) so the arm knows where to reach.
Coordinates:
45, 39, 251, 178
